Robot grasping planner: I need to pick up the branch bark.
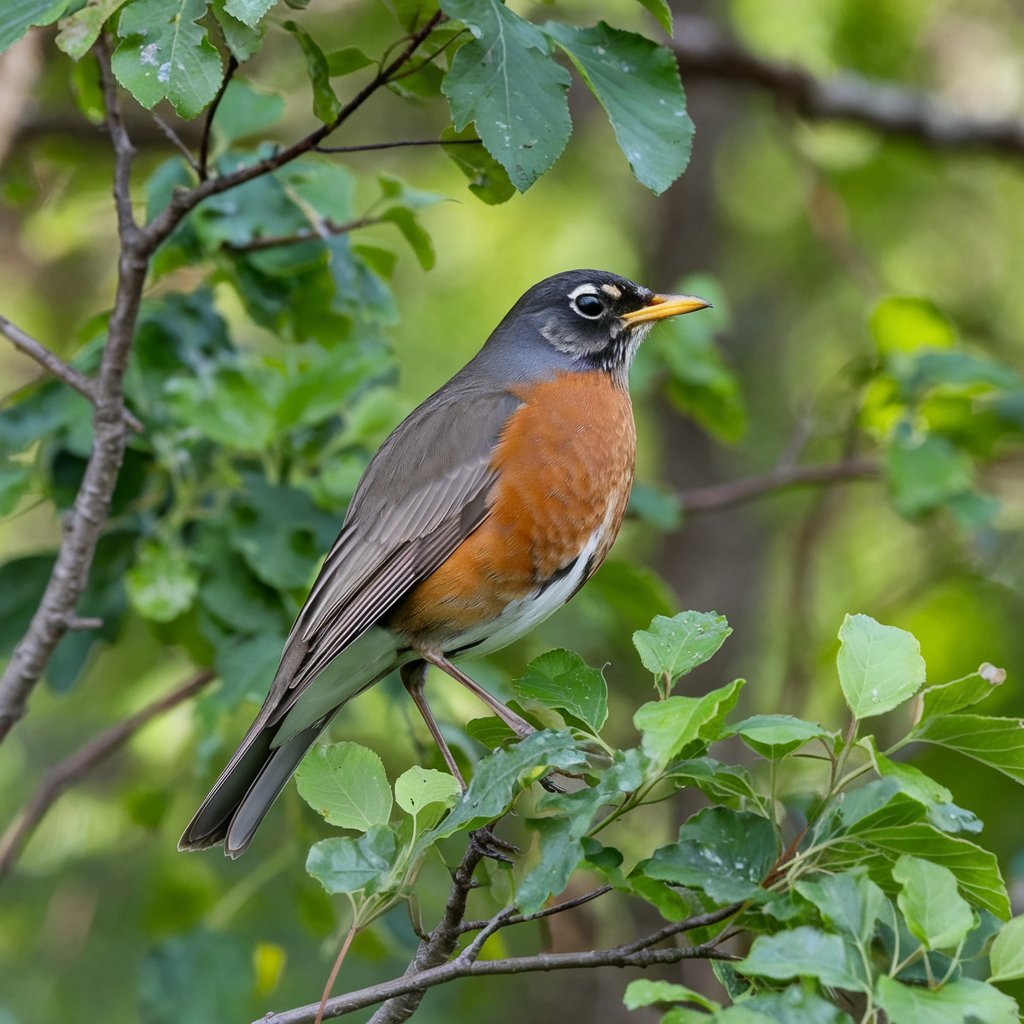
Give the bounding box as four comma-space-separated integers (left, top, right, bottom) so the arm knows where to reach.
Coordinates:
0, 314, 143, 432
0, 669, 214, 880
678, 459, 880, 514
261, 933, 735, 1024
675, 15, 1024, 154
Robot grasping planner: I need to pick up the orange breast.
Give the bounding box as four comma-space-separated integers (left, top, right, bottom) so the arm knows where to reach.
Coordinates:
391, 370, 636, 645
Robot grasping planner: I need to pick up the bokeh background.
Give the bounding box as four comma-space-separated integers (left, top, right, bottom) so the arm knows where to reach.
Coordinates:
2, 0, 1024, 1020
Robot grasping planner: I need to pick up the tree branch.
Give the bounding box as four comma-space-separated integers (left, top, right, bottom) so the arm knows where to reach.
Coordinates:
676, 15, 1024, 155
315, 138, 483, 155
457, 884, 613, 934
198, 55, 237, 180
0, 669, 214, 880
0, 314, 143, 432
366, 828, 493, 1024
261, 933, 735, 1024
223, 216, 385, 253
0, 36, 148, 743
678, 459, 880, 514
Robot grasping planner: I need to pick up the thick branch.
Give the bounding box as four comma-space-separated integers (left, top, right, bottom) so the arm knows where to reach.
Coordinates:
0, 37, 147, 743
678, 459, 879, 514
261, 937, 735, 1024
0, 669, 214, 880
366, 829, 492, 1024
676, 15, 1024, 154
0, 314, 143, 432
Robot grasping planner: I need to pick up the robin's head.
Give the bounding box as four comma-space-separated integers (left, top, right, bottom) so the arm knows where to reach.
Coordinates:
495, 270, 711, 380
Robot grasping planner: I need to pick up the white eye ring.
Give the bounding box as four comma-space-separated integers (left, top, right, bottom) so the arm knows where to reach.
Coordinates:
569, 286, 605, 319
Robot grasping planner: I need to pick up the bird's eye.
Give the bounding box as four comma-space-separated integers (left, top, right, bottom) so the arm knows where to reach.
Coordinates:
573, 293, 605, 319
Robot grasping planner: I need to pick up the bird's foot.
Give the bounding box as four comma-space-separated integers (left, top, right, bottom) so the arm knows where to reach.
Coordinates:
469, 825, 520, 864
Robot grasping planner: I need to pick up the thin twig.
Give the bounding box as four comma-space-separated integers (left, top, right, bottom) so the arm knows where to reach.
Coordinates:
0, 669, 214, 880
224, 216, 385, 253
152, 113, 201, 174
315, 138, 482, 154
617, 902, 743, 955
678, 459, 879, 514
198, 55, 237, 180
457, 885, 613, 934
675, 15, 1024, 154
316, 920, 359, 1024
0, 314, 142, 431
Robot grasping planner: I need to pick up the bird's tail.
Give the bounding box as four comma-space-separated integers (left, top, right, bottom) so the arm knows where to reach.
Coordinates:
179, 627, 402, 858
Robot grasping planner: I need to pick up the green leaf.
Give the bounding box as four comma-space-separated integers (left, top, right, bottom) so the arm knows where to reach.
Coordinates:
714, 986, 852, 1023
465, 716, 518, 750
440, 0, 571, 191
166, 367, 276, 451
380, 207, 435, 271
874, 976, 1019, 1024
796, 869, 887, 944
306, 825, 399, 895
868, 748, 980, 834
294, 742, 393, 831
738, 926, 867, 992
623, 979, 718, 1012
634, 679, 744, 770
223, 0, 274, 28
325, 46, 373, 76
912, 714, 1024, 785
839, 779, 927, 832
0, 459, 31, 516
427, 730, 586, 842
56, 0, 127, 60
210, 0, 262, 60
0, 0, 71, 54
283, 20, 341, 123
441, 125, 516, 205
633, 610, 732, 683
729, 715, 831, 757
836, 613, 926, 719
211, 631, 285, 710
139, 928, 254, 1024
113, 0, 224, 119
893, 855, 975, 950
664, 757, 759, 806
885, 432, 974, 518
633, 0, 671, 34
989, 915, 1024, 982
394, 766, 460, 818
826, 822, 1009, 919
212, 80, 284, 149
920, 667, 1005, 719
543, 22, 691, 194
517, 750, 645, 914
871, 296, 956, 355
228, 475, 339, 590
643, 807, 776, 903
511, 649, 608, 733
125, 540, 199, 623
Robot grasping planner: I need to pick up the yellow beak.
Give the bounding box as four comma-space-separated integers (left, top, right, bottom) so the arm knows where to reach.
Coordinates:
620, 293, 712, 325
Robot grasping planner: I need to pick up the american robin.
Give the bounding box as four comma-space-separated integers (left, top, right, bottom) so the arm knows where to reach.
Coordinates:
180, 269, 710, 856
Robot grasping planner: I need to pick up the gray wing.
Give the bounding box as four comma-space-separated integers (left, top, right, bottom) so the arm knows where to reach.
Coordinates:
260, 378, 522, 725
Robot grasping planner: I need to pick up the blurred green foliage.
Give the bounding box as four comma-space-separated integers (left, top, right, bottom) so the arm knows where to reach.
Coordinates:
1, 0, 1024, 1021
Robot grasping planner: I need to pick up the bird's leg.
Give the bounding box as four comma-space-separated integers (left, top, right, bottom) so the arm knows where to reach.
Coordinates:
400, 660, 467, 790
418, 650, 535, 739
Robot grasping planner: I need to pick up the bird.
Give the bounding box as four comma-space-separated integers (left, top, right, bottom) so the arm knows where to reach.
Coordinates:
180, 269, 710, 857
